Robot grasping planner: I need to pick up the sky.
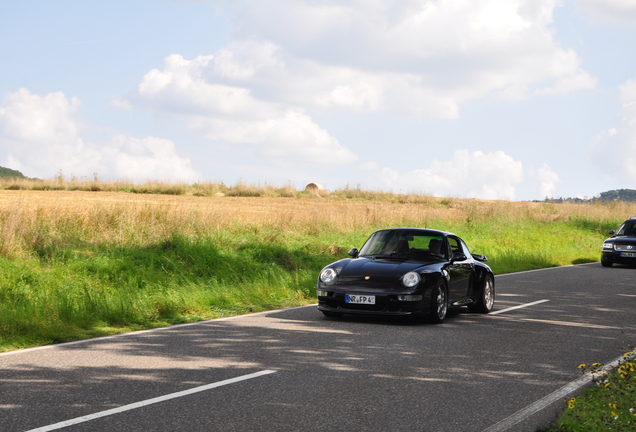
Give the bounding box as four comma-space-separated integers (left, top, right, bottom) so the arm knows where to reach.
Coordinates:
1, 0, 636, 201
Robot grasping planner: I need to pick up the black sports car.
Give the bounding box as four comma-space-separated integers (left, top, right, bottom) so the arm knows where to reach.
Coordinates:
601, 217, 636, 267
316, 228, 495, 323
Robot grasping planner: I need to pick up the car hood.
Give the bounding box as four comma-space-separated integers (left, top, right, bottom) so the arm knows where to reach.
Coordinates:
605, 235, 636, 242
338, 257, 433, 278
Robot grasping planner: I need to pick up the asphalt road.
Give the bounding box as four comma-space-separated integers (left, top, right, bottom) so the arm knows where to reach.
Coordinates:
1, 263, 635, 432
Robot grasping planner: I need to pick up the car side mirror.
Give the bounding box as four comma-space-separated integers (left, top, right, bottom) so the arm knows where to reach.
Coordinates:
609, 230, 616, 235
348, 248, 359, 258
472, 254, 488, 262
451, 252, 466, 262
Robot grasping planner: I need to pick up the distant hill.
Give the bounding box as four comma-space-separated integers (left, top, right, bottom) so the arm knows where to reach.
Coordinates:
0, 166, 27, 178
540, 189, 636, 203
595, 189, 636, 202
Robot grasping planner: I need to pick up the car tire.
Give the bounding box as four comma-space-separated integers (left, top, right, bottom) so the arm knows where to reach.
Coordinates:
468, 274, 495, 313
601, 256, 613, 267
321, 311, 343, 317
428, 280, 448, 324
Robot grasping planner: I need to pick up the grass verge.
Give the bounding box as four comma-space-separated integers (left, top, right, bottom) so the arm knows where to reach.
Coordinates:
547, 348, 636, 432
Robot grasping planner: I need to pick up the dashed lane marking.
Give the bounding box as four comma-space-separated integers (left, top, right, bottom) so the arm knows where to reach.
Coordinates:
25, 370, 277, 432
490, 299, 550, 315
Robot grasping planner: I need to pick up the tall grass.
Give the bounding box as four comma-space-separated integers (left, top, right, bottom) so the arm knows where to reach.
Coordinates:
0, 184, 634, 352
0, 176, 301, 197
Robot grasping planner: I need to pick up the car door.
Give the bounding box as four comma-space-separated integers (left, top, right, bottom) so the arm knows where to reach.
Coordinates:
447, 236, 473, 301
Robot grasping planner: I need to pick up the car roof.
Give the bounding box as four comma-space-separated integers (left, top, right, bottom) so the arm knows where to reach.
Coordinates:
373, 227, 456, 237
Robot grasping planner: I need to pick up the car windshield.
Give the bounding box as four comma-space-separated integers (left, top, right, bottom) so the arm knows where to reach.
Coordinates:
359, 230, 446, 259
616, 222, 636, 236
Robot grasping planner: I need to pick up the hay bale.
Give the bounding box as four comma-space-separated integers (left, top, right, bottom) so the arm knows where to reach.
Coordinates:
305, 183, 325, 192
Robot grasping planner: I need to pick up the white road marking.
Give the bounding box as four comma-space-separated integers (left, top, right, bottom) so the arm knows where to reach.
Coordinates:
490, 299, 550, 315
25, 370, 277, 432
513, 318, 620, 330
494, 262, 597, 277
0, 305, 316, 358
481, 352, 632, 432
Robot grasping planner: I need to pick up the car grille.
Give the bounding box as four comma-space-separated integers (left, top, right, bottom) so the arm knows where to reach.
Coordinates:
614, 244, 636, 251
337, 275, 397, 289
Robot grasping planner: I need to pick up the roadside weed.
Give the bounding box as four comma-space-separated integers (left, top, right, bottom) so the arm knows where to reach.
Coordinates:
549, 348, 636, 431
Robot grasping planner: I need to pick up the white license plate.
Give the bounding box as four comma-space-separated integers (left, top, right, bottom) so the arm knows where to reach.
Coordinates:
345, 294, 375, 304
620, 252, 636, 257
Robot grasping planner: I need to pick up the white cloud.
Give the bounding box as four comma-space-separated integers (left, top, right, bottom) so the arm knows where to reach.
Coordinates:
0, 88, 81, 143
220, 0, 595, 107
576, 0, 636, 24
0, 88, 92, 175
122, 0, 597, 135
367, 149, 525, 200
127, 53, 358, 166
190, 111, 358, 165
535, 67, 597, 96
106, 135, 199, 181
0, 89, 199, 181
213, 40, 284, 80
529, 163, 561, 198
589, 78, 636, 182
110, 97, 133, 110
135, 54, 272, 117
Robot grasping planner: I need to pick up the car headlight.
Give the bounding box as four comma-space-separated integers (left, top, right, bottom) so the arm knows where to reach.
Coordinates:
402, 271, 421, 288
320, 268, 338, 285
603, 242, 614, 250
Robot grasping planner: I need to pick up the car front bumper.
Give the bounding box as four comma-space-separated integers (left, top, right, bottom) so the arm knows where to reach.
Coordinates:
602, 250, 636, 266
317, 291, 431, 316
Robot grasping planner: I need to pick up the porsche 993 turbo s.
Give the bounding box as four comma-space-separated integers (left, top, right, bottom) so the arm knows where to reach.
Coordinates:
316, 228, 495, 323
601, 217, 636, 267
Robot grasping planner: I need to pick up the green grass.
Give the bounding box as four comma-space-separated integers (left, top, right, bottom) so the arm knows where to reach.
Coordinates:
0, 211, 613, 352
546, 349, 636, 432
0, 231, 336, 351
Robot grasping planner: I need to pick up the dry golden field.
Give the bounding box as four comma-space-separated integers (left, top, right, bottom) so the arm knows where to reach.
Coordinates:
2, 188, 634, 225
2, 188, 634, 257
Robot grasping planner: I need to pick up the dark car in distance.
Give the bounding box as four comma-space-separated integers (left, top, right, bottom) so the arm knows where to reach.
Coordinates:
601, 217, 636, 267
316, 228, 495, 323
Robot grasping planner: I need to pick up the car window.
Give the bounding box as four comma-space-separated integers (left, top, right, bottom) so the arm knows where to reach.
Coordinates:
359, 231, 446, 257
448, 236, 471, 259
359, 232, 388, 255
409, 235, 446, 258
617, 222, 636, 236
459, 239, 472, 256
448, 236, 461, 254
